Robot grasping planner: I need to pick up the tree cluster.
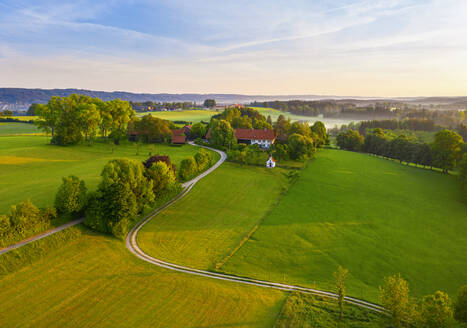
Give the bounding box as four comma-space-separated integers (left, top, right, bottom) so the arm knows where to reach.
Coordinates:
130, 101, 197, 111
211, 107, 272, 130
128, 114, 174, 143
35, 94, 135, 145
333, 267, 467, 327
84, 157, 180, 238
179, 149, 213, 181
203, 99, 216, 108
379, 274, 466, 328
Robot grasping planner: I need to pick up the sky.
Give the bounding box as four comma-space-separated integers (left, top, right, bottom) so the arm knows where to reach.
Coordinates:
0, 0, 466, 96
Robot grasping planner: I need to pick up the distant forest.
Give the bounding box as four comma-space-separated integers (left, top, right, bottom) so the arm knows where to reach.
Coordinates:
251, 100, 467, 127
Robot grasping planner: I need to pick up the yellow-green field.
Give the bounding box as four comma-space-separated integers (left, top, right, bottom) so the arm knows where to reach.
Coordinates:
137, 110, 218, 123
0, 226, 285, 328
0, 136, 218, 214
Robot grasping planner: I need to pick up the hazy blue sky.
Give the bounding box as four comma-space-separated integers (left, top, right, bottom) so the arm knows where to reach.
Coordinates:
1, 0, 466, 96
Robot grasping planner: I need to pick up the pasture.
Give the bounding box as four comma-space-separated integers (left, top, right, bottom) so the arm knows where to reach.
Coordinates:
0, 226, 284, 327
138, 109, 218, 123
0, 122, 41, 135
221, 149, 467, 302
0, 136, 217, 214
137, 162, 290, 270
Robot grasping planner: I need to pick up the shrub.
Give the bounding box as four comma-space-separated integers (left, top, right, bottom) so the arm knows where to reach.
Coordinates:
54, 175, 87, 216
0, 215, 11, 237
288, 133, 314, 160
145, 161, 177, 196
194, 148, 212, 172
419, 291, 454, 328
0, 199, 55, 247
179, 157, 198, 181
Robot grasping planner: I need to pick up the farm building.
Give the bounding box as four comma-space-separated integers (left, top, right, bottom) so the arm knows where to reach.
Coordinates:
234, 129, 276, 148
266, 156, 276, 168
206, 128, 276, 149
171, 125, 192, 144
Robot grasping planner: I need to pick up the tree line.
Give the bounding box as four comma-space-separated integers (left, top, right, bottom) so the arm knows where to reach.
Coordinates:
34, 94, 135, 145
336, 128, 467, 200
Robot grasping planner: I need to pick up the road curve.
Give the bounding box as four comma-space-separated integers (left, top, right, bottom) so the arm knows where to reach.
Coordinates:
126, 142, 387, 314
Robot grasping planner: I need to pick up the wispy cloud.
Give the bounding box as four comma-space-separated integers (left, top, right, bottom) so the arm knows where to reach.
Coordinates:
0, 0, 466, 96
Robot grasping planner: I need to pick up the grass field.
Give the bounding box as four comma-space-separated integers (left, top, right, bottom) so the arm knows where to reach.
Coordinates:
138, 110, 218, 123
0, 225, 285, 327
3, 115, 38, 121
0, 136, 218, 215
274, 292, 381, 328
221, 149, 467, 302
137, 162, 290, 270
0, 122, 41, 135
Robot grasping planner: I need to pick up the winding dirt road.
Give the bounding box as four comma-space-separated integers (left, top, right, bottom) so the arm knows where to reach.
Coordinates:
1, 142, 386, 314
126, 142, 387, 314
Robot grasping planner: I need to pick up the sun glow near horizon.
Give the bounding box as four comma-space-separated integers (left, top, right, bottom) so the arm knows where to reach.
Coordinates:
0, 0, 466, 97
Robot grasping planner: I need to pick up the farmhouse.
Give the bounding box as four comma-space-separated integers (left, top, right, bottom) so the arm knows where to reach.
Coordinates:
205, 128, 276, 149
171, 125, 192, 144
235, 129, 276, 149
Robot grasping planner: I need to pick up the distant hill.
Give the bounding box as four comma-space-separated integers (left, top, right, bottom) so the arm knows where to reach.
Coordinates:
0, 87, 466, 111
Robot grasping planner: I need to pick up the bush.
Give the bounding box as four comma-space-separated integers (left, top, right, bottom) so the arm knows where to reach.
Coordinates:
145, 161, 178, 196
288, 133, 315, 160
179, 157, 198, 181
0, 215, 11, 238
194, 148, 212, 172
54, 175, 87, 216
419, 291, 454, 328
0, 199, 56, 248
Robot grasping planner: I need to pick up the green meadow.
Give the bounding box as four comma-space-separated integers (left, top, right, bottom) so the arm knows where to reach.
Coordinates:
0, 122, 41, 135
137, 162, 290, 270
221, 149, 467, 302
0, 136, 218, 214
138, 109, 218, 123
0, 226, 284, 328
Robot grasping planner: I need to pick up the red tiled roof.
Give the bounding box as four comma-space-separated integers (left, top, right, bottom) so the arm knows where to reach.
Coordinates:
171, 135, 186, 144
205, 128, 275, 141
172, 129, 185, 136
235, 129, 276, 140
